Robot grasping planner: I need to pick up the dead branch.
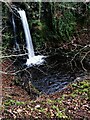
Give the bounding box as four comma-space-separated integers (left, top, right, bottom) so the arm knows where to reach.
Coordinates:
0, 53, 28, 59
70, 44, 90, 71
32, 66, 48, 76
1, 65, 29, 75
80, 50, 90, 71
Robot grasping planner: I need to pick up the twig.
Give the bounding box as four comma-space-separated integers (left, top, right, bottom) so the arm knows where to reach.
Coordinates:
80, 50, 90, 71
0, 70, 15, 75
4, 57, 17, 71
1, 66, 29, 75
70, 44, 90, 70
0, 53, 28, 59
32, 66, 48, 76
0, 26, 8, 33
60, 4, 76, 10
1, 0, 21, 19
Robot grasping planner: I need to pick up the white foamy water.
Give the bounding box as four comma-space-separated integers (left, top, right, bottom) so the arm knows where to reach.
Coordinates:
18, 10, 35, 57
18, 10, 46, 66
26, 55, 46, 66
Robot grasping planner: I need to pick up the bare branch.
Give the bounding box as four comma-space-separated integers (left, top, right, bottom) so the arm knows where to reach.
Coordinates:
70, 44, 90, 70
0, 53, 28, 59
80, 50, 90, 71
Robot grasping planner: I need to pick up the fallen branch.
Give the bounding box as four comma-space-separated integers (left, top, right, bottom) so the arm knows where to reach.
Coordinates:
0, 53, 28, 59
80, 50, 90, 71
1, 65, 29, 75
70, 44, 90, 70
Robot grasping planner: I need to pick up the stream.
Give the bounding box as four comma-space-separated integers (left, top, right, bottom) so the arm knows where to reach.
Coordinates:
31, 70, 87, 94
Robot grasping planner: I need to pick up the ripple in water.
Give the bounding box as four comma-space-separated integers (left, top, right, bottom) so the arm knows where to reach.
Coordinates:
31, 73, 75, 94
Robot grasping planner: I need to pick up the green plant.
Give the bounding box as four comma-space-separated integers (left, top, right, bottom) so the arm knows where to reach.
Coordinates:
29, 20, 47, 49
4, 99, 25, 107
52, 105, 68, 119
53, 9, 76, 41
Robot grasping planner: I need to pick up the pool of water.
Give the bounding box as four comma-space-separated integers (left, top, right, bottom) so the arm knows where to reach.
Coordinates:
31, 71, 85, 94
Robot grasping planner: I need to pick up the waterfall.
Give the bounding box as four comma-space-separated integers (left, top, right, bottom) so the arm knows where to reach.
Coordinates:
18, 10, 45, 66
18, 10, 35, 57
12, 14, 20, 51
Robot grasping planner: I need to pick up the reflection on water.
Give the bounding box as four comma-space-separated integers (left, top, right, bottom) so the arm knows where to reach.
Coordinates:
31, 72, 84, 94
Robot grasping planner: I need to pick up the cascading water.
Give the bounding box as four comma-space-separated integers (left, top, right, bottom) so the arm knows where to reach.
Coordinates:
18, 10, 35, 57
18, 10, 45, 66
12, 14, 20, 51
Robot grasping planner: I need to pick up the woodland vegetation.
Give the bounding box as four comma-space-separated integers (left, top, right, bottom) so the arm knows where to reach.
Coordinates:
1, 1, 90, 119
2, 2, 90, 70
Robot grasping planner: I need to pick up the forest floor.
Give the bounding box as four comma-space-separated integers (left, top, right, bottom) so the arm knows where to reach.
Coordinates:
1, 59, 90, 120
